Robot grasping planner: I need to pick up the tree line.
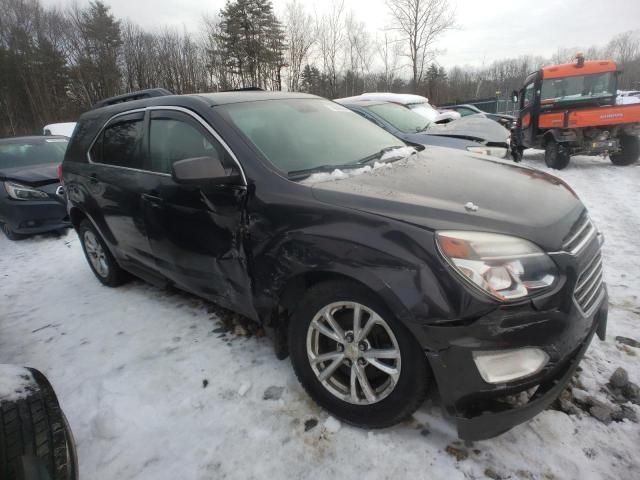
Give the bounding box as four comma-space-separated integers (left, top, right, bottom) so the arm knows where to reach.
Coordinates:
1, 0, 639, 137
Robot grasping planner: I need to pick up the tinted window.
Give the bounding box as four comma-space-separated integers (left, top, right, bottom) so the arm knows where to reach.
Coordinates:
148, 114, 232, 175
0, 138, 68, 169
95, 117, 144, 169
222, 99, 405, 174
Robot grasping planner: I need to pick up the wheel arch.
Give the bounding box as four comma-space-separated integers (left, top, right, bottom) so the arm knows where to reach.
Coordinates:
267, 266, 420, 352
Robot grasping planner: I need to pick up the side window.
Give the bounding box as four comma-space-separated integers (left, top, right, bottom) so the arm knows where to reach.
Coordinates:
91, 114, 145, 169
459, 108, 473, 117
523, 83, 535, 108
148, 111, 235, 175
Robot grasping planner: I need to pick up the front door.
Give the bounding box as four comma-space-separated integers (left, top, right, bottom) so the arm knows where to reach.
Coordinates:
140, 109, 255, 318
518, 79, 538, 147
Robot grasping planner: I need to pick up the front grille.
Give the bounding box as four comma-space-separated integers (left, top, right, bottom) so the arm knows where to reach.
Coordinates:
574, 252, 604, 314
563, 212, 597, 254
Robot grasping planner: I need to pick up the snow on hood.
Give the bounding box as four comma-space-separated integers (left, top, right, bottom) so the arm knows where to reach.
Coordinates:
300, 147, 417, 185
0, 365, 38, 403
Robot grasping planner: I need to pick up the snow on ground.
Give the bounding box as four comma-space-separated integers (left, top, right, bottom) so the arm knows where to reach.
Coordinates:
0, 364, 37, 402
1, 151, 639, 480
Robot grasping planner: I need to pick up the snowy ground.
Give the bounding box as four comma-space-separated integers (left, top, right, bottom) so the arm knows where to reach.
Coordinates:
1, 151, 639, 480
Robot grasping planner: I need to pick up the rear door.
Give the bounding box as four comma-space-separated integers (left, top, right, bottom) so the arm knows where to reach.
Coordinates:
87, 111, 155, 268
140, 109, 255, 317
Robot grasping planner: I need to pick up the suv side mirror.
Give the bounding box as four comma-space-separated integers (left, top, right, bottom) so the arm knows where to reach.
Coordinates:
171, 156, 238, 185
511, 90, 519, 104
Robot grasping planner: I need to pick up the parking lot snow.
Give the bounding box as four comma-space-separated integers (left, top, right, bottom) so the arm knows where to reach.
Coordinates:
1, 151, 639, 479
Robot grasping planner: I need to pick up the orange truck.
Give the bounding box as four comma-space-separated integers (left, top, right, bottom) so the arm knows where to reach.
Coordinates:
510, 55, 640, 169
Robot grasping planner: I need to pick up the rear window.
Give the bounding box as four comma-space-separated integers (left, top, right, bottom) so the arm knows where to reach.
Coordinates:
0, 139, 68, 169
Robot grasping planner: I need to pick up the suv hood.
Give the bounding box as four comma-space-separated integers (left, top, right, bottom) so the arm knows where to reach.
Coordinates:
425, 115, 509, 144
309, 148, 583, 251
0, 164, 59, 186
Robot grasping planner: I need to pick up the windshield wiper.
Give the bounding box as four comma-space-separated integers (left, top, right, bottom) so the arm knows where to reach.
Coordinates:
356, 146, 415, 165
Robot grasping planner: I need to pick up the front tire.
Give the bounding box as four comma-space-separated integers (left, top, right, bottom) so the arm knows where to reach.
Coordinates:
288, 280, 430, 428
610, 135, 639, 166
78, 219, 128, 287
1, 223, 28, 241
544, 140, 570, 169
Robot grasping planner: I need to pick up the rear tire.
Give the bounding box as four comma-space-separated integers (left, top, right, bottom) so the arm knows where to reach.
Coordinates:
610, 135, 640, 166
2, 223, 28, 241
78, 219, 128, 287
288, 280, 430, 428
544, 140, 570, 169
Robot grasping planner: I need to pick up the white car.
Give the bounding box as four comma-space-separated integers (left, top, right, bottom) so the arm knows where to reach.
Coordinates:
616, 91, 640, 105
43, 122, 77, 137
335, 93, 461, 124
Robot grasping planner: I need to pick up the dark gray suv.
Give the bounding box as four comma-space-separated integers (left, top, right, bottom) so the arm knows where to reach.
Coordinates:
61, 89, 607, 440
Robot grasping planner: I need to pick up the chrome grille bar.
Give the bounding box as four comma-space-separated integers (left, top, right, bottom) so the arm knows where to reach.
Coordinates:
573, 252, 604, 314
563, 213, 597, 255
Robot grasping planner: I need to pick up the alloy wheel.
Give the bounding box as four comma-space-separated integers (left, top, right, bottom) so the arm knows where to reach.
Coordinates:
306, 301, 401, 405
83, 230, 109, 278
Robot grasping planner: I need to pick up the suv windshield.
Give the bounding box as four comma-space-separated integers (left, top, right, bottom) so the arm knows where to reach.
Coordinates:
0, 138, 68, 169
222, 99, 405, 175
365, 103, 431, 133
541, 72, 615, 103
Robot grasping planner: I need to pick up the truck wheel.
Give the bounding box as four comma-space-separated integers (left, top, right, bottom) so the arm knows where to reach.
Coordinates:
288, 280, 430, 428
511, 146, 525, 163
610, 135, 640, 166
544, 140, 570, 169
0, 369, 77, 480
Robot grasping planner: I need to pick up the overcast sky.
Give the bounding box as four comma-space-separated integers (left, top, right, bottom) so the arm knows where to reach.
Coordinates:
42, 0, 640, 68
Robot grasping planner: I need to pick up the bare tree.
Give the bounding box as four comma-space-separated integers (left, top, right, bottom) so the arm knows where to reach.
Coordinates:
317, 0, 345, 98
385, 0, 455, 92
377, 32, 402, 91
344, 11, 373, 96
284, 0, 316, 91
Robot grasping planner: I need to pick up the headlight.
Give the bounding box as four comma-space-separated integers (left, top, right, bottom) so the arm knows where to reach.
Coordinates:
467, 146, 507, 157
4, 181, 49, 200
436, 231, 558, 301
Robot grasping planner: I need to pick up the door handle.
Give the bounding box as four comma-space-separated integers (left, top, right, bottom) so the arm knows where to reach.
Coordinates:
142, 193, 163, 207
89, 173, 98, 184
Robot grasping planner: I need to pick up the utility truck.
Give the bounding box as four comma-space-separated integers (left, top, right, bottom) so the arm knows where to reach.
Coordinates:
511, 54, 640, 169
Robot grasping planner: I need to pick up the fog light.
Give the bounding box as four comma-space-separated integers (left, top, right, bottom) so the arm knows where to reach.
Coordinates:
473, 348, 549, 384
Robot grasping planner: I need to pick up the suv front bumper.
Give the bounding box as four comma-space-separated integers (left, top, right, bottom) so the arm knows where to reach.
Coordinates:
421, 286, 607, 440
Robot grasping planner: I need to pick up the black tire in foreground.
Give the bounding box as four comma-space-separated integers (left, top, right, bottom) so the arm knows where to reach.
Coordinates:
0, 369, 77, 480
2, 223, 28, 241
288, 280, 430, 428
610, 134, 640, 166
78, 219, 128, 287
544, 140, 571, 170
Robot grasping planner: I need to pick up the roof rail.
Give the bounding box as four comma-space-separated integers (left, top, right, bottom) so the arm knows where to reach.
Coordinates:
93, 88, 173, 109
221, 87, 264, 92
